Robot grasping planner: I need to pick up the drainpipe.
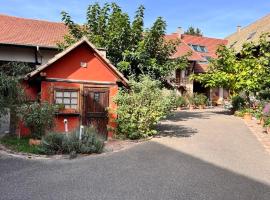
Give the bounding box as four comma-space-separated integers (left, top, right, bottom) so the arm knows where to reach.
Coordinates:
35, 46, 42, 65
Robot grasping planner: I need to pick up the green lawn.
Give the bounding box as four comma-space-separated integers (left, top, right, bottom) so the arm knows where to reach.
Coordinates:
0, 135, 40, 154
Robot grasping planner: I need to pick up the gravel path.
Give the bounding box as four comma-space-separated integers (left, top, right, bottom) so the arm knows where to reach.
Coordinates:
1, 109, 270, 200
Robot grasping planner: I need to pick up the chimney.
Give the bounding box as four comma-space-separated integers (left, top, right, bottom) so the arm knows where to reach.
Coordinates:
177, 27, 184, 38
237, 25, 241, 33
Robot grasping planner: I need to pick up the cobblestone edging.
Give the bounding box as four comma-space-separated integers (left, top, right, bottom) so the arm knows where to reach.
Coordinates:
242, 118, 270, 154
0, 139, 142, 160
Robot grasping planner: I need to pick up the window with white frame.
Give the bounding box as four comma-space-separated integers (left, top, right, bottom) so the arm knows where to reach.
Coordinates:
55, 90, 78, 109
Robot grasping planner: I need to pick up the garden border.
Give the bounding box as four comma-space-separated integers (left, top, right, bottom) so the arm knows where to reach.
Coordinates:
0, 139, 143, 160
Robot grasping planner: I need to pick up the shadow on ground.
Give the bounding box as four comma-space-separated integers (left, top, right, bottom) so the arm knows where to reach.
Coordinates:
1, 141, 270, 200
156, 124, 197, 138
166, 110, 211, 122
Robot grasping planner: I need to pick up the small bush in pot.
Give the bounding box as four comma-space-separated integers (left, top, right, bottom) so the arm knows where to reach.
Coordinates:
234, 109, 245, 117
264, 117, 270, 134
242, 108, 253, 121
194, 93, 207, 109
175, 96, 187, 109
231, 95, 245, 112
187, 94, 195, 110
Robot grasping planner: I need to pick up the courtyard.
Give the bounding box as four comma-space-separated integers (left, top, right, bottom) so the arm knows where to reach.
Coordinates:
1, 109, 270, 200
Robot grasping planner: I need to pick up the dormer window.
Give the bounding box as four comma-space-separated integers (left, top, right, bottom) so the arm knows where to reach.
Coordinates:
189, 44, 208, 53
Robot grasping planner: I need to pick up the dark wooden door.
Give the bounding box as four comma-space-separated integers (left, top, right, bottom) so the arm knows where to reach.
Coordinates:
83, 88, 109, 138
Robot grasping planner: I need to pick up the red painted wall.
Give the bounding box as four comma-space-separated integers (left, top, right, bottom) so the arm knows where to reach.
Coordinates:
19, 43, 120, 138
44, 43, 118, 82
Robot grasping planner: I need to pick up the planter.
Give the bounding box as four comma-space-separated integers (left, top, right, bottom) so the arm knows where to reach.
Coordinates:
266, 126, 270, 134
243, 113, 252, 121
260, 117, 265, 126
189, 105, 195, 110
29, 139, 41, 146
198, 105, 205, 110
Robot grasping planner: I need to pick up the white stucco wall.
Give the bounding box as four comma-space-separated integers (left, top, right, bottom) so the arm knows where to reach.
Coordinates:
0, 45, 58, 65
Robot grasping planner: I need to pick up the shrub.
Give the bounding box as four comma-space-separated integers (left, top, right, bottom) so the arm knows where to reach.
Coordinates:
38, 132, 65, 154
114, 75, 177, 139
264, 117, 270, 127
254, 107, 263, 120
39, 126, 104, 155
175, 96, 187, 107
231, 95, 245, 111
18, 102, 58, 139
194, 93, 207, 106
186, 94, 195, 106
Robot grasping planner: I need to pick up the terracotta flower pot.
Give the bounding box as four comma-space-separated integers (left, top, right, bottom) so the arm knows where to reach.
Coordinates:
266, 127, 270, 134
260, 117, 265, 126
198, 105, 204, 110
177, 107, 182, 111
29, 139, 41, 146
243, 113, 252, 121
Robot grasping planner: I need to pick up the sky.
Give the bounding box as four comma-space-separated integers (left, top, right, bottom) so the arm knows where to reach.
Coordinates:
0, 0, 269, 38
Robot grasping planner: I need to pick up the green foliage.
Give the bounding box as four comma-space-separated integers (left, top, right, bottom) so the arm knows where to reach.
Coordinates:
114, 76, 177, 139
184, 26, 203, 36
193, 93, 207, 106
0, 62, 31, 117
264, 117, 270, 127
234, 109, 245, 117
191, 34, 270, 97
59, 2, 188, 81
0, 136, 40, 154
39, 126, 104, 155
231, 95, 245, 111
18, 102, 58, 139
186, 94, 195, 106
175, 96, 187, 107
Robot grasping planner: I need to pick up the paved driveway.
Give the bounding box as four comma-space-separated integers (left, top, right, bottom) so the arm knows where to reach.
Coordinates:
1, 109, 270, 200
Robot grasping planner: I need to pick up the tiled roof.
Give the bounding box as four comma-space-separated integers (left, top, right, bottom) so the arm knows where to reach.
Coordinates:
166, 33, 227, 60
226, 13, 270, 52
0, 14, 68, 48
165, 33, 227, 72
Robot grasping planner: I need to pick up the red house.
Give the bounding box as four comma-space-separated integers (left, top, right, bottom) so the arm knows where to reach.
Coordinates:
22, 37, 128, 139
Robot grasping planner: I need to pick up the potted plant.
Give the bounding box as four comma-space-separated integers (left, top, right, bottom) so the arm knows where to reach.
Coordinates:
187, 95, 195, 110
243, 108, 253, 121
253, 105, 263, 124
262, 103, 270, 127
195, 93, 207, 110
176, 96, 187, 110
264, 117, 270, 134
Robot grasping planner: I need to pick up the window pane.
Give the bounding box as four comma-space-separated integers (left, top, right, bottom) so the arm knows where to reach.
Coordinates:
71, 92, 78, 98
70, 105, 77, 109
55, 98, 63, 104
65, 105, 70, 109
71, 99, 77, 104
55, 92, 63, 97
63, 98, 70, 104
64, 92, 70, 97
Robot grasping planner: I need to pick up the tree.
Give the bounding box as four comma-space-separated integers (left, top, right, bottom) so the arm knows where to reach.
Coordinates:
0, 62, 32, 133
59, 2, 188, 81
184, 26, 203, 36
191, 34, 270, 99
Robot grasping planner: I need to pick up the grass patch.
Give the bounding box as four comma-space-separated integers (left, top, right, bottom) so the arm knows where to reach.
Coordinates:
0, 135, 40, 154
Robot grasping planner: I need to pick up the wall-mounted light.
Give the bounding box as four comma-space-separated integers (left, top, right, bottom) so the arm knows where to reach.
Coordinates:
80, 62, 87, 68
